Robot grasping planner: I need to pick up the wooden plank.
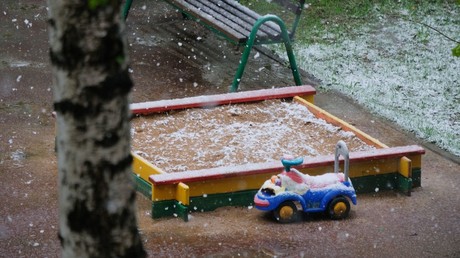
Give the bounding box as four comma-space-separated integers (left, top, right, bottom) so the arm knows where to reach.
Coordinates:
176, 182, 190, 205
149, 145, 425, 185
188, 0, 280, 40
294, 97, 389, 149
170, 0, 282, 42
130, 85, 316, 115
223, 0, 282, 34
132, 152, 165, 182
399, 156, 412, 178
188, 0, 268, 39
215, 0, 281, 37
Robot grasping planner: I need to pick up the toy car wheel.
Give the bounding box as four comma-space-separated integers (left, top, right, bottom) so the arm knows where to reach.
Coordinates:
327, 197, 350, 220
274, 201, 298, 223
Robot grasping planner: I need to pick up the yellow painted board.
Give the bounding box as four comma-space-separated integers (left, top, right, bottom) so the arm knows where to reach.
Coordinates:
132, 152, 165, 182
409, 154, 422, 169
298, 94, 314, 104
186, 173, 271, 197
330, 154, 420, 178
294, 97, 388, 149
176, 182, 190, 205
152, 184, 176, 202
399, 157, 412, 178
152, 160, 400, 201
151, 173, 271, 201
151, 160, 398, 201
297, 159, 396, 177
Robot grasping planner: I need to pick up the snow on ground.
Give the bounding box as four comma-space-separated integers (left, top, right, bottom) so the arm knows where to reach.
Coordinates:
282, 5, 460, 156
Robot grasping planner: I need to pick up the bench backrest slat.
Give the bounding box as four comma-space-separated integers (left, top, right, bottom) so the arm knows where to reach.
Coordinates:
189, 0, 270, 39
222, 0, 283, 35
172, 0, 246, 42
178, 0, 283, 42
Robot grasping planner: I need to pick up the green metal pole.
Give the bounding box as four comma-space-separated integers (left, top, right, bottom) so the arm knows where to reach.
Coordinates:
290, 0, 306, 37
123, 0, 133, 20
230, 14, 302, 92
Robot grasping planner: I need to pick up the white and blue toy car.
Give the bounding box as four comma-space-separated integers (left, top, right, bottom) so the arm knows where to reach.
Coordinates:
254, 141, 357, 223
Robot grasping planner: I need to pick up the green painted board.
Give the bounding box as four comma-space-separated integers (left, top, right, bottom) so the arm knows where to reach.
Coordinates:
139, 169, 422, 220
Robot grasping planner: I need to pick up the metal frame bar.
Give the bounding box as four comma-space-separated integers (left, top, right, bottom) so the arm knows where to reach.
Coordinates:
123, 0, 133, 20
230, 14, 302, 92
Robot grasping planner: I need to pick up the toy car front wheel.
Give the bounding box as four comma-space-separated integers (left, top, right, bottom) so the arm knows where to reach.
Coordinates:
274, 201, 298, 223
327, 197, 350, 220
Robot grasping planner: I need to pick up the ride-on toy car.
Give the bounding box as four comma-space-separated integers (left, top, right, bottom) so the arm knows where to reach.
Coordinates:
254, 141, 357, 223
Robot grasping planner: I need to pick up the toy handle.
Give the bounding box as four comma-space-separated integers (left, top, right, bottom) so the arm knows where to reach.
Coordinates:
334, 140, 350, 181
281, 157, 304, 172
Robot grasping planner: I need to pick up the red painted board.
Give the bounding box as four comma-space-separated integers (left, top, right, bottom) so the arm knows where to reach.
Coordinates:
149, 145, 425, 185
130, 85, 316, 115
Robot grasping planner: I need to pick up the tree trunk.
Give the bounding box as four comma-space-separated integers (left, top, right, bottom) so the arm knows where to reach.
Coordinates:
48, 1, 146, 257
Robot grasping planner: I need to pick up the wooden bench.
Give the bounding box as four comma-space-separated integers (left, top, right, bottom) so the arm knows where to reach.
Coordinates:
123, 0, 305, 92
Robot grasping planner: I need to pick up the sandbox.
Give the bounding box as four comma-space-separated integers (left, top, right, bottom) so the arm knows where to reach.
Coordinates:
130, 86, 425, 221
131, 99, 375, 173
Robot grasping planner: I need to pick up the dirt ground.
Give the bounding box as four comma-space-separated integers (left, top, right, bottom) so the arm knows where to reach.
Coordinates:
1, 0, 459, 257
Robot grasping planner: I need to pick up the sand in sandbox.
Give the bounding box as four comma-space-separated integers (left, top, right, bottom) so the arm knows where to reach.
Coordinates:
131, 99, 375, 172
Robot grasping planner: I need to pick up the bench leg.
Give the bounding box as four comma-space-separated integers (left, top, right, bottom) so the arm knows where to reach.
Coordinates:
123, 0, 133, 20
231, 44, 253, 92
230, 15, 302, 92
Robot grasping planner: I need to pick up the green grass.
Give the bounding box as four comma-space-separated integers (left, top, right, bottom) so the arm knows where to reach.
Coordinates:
241, 0, 458, 45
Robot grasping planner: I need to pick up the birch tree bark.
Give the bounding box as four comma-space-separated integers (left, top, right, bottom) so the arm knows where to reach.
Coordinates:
48, 1, 146, 257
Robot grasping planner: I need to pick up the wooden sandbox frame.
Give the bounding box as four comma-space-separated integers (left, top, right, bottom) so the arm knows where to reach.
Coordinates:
130, 86, 425, 221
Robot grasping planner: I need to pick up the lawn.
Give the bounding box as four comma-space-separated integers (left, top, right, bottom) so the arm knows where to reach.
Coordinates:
244, 0, 460, 156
